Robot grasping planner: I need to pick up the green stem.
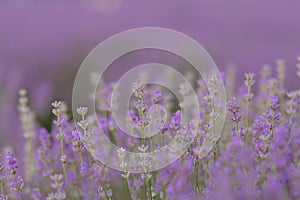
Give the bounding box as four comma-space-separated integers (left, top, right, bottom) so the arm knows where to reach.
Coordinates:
124, 178, 133, 200
194, 160, 200, 193
102, 184, 110, 200
60, 140, 72, 200
146, 177, 153, 200
149, 180, 153, 200
246, 100, 250, 128
20, 192, 25, 200
79, 152, 83, 163
1, 181, 6, 195
236, 122, 239, 135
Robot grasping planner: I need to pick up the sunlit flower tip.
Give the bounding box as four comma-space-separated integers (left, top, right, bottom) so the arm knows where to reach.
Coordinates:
77, 119, 92, 130
51, 101, 62, 109
77, 106, 88, 117
18, 88, 27, 97
52, 108, 62, 117
60, 155, 67, 164
138, 145, 148, 152
244, 73, 255, 87
117, 147, 126, 159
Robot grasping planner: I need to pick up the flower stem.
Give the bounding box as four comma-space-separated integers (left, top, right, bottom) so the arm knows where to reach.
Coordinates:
194, 159, 200, 193
146, 178, 153, 200
79, 152, 83, 163
123, 178, 133, 200
1, 182, 6, 195
60, 140, 72, 200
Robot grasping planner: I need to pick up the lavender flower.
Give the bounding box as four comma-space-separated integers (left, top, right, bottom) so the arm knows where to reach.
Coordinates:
71, 130, 84, 154
10, 176, 24, 193
5, 152, 17, 175
228, 97, 242, 134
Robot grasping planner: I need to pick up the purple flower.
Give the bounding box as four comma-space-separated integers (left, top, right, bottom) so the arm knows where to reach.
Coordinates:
38, 128, 51, 148
10, 176, 24, 193
80, 162, 91, 177
5, 151, 17, 175
265, 96, 281, 131
71, 130, 84, 153
152, 90, 163, 105
32, 188, 45, 200
170, 110, 181, 132
228, 97, 242, 123
262, 178, 286, 200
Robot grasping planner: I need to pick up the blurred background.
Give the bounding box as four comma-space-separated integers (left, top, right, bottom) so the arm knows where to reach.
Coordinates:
1, 0, 300, 152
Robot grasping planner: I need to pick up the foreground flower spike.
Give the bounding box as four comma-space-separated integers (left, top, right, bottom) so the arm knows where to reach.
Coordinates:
244, 73, 255, 102
17, 89, 37, 184
228, 97, 242, 134
5, 151, 17, 175
5, 151, 25, 199
71, 130, 84, 156
52, 101, 72, 200
265, 96, 281, 134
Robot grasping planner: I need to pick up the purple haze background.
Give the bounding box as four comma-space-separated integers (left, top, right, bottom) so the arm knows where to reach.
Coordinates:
1, 1, 300, 153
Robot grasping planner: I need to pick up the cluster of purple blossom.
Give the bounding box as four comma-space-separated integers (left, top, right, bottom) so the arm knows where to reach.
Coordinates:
1, 57, 300, 200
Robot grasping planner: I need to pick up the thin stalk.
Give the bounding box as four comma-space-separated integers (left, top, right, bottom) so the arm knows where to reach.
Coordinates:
60, 140, 72, 200
145, 177, 153, 200
103, 185, 110, 200
87, 153, 93, 166
246, 100, 250, 129
194, 160, 200, 193
20, 192, 25, 200
123, 178, 133, 200
1, 182, 6, 195
236, 121, 239, 135
148, 179, 153, 200
79, 152, 83, 163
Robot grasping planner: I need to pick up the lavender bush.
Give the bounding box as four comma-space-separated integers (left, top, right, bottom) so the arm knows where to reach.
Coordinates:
1, 56, 300, 200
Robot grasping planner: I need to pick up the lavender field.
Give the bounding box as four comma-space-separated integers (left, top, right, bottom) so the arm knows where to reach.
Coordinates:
1, 1, 300, 200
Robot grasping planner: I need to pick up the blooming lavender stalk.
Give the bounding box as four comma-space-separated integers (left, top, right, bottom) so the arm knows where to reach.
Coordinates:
76, 106, 94, 165
228, 97, 242, 135
133, 79, 149, 141
265, 96, 281, 136
244, 73, 255, 126
5, 151, 25, 200
71, 130, 84, 163
0, 162, 7, 197
52, 101, 71, 200
117, 147, 132, 200
17, 89, 37, 184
